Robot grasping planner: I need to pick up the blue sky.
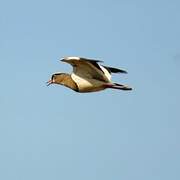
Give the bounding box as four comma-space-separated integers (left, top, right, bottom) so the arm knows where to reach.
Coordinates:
0, 0, 180, 179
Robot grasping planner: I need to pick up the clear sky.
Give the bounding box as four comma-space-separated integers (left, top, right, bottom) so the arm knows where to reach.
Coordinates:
0, 0, 180, 179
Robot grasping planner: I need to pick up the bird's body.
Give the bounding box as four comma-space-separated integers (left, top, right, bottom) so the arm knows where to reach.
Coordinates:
47, 56, 132, 93
71, 73, 107, 92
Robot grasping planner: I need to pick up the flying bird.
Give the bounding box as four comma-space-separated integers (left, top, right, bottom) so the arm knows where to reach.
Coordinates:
47, 57, 132, 93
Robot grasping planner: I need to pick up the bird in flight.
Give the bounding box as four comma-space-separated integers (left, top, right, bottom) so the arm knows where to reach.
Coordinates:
47, 57, 132, 93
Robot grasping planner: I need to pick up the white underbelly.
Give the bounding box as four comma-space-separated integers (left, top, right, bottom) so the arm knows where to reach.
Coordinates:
71, 74, 106, 92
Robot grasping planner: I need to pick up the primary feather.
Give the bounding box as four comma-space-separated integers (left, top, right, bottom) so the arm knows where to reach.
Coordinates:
102, 65, 127, 74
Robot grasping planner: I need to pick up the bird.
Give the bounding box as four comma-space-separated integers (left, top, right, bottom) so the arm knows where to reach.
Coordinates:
47, 56, 132, 93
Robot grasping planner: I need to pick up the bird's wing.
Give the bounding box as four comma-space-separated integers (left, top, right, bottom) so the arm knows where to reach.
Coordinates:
61, 57, 110, 82
99, 65, 112, 81
102, 65, 127, 74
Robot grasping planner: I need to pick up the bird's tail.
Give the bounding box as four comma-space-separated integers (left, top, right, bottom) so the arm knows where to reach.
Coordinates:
106, 83, 132, 91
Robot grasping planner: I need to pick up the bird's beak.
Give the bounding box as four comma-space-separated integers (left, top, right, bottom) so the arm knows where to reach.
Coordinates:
60, 58, 67, 62
46, 79, 53, 86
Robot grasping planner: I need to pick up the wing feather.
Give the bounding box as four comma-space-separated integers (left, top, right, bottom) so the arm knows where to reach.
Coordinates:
102, 65, 127, 74
61, 57, 110, 82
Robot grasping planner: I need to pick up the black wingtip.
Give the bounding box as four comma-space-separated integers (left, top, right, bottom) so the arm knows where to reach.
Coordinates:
103, 66, 128, 74
117, 69, 128, 74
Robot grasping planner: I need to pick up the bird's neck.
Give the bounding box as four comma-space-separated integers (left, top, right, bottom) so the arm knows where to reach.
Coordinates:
57, 74, 79, 92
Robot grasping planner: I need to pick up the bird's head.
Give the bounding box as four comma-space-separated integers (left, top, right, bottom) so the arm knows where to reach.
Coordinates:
46, 73, 65, 86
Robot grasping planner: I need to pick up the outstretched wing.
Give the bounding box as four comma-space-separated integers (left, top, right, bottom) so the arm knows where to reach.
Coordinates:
102, 65, 127, 74
61, 57, 110, 82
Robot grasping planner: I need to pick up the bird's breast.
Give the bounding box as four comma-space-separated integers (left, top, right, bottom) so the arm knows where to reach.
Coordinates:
71, 73, 106, 92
